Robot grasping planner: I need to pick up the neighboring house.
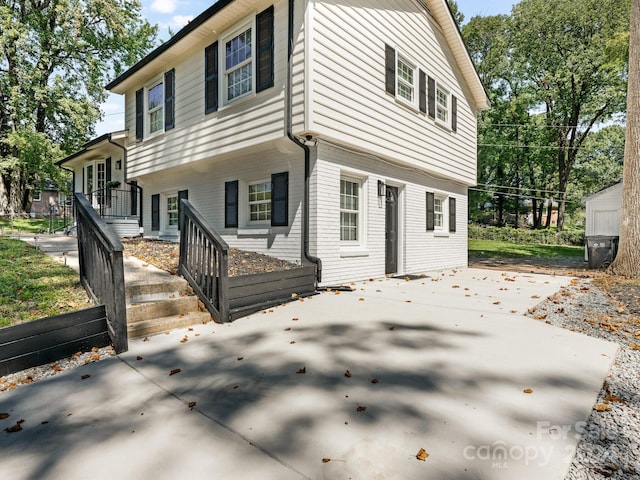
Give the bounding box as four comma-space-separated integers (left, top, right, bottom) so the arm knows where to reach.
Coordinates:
30, 179, 64, 217
63, 0, 489, 285
585, 181, 622, 238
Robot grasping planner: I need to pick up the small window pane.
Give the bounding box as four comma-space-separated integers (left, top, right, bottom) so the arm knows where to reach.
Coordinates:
340, 179, 359, 242
397, 57, 415, 102
167, 195, 179, 227
434, 198, 443, 228
436, 87, 449, 123
248, 181, 271, 222
148, 83, 163, 110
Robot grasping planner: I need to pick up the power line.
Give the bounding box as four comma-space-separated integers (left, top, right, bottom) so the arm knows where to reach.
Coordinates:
475, 183, 564, 196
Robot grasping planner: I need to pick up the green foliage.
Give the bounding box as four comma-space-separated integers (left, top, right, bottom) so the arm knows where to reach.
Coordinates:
468, 238, 585, 259
0, 238, 87, 326
0, 0, 157, 213
463, 0, 630, 230
0, 216, 70, 235
468, 224, 585, 246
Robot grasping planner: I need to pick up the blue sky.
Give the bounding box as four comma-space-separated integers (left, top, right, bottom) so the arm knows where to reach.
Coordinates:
95, 0, 516, 136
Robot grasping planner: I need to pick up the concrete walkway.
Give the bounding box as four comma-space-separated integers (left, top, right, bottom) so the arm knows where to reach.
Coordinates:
0, 264, 616, 480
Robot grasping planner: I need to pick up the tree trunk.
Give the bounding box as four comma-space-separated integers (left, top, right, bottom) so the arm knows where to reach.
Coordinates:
610, 0, 640, 277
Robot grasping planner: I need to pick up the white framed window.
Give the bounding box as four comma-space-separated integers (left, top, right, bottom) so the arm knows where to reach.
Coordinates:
396, 55, 417, 105
340, 178, 361, 242
248, 179, 271, 224
436, 83, 450, 125
33, 190, 41, 202
165, 193, 179, 230
147, 81, 164, 135
434, 196, 445, 230
222, 21, 254, 105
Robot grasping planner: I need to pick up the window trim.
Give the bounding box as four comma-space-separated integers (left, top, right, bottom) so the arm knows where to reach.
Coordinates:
433, 196, 445, 230
33, 190, 42, 202
246, 178, 272, 225
340, 175, 366, 246
221, 18, 256, 107
164, 192, 179, 232
396, 54, 418, 107
435, 82, 451, 127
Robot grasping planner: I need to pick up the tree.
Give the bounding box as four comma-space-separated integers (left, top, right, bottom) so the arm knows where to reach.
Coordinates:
511, 0, 630, 230
446, 0, 464, 28
0, 0, 157, 214
610, 0, 640, 277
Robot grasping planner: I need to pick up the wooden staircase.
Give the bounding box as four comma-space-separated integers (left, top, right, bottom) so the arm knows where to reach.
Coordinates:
125, 274, 212, 338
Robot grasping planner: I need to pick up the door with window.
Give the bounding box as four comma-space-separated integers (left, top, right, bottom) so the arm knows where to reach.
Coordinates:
385, 186, 398, 274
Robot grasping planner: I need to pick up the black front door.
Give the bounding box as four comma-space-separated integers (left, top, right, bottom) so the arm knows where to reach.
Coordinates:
385, 186, 398, 274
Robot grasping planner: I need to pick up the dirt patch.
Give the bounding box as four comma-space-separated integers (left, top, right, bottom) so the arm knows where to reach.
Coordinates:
468, 255, 589, 276
122, 238, 299, 277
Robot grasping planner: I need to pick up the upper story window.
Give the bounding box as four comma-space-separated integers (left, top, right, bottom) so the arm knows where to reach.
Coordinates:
225, 28, 253, 101
205, 6, 274, 113
384, 44, 458, 131
148, 82, 164, 134
396, 55, 417, 105
436, 84, 450, 125
135, 69, 175, 141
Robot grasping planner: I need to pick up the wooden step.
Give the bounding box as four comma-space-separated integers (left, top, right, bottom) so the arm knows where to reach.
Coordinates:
127, 311, 212, 338
127, 296, 200, 323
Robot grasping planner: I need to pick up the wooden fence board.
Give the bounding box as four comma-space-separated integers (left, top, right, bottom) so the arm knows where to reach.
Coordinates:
0, 305, 110, 376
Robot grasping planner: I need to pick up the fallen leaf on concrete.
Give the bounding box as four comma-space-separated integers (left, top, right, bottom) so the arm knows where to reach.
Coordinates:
290, 340, 296, 344
594, 404, 611, 412
5, 422, 23, 433
0, 413, 9, 420
359, 298, 365, 301
371, 378, 379, 384
296, 367, 306, 374
180, 336, 188, 343
356, 406, 366, 412
389, 326, 395, 331
322, 458, 331, 463
81, 375, 90, 380
344, 370, 352, 378
292, 317, 299, 321
237, 357, 244, 361
188, 402, 196, 409
169, 368, 182, 376
136, 356, 143, 361
452, 285, 460, 289
284, 327, 291, 331
416, 448, 429, 461
493, 301, 501, 305
523, 388, 533, 394
52, 364, 62, 372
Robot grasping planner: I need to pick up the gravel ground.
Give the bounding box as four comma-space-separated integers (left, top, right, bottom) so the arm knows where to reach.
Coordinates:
526, 278, 640, 479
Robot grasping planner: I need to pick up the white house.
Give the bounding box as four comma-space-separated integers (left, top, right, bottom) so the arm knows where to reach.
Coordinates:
585, 181, 622, 238
62, 0, 489, 285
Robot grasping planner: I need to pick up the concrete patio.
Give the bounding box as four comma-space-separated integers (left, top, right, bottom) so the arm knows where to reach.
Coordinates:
0, 267, 616, 479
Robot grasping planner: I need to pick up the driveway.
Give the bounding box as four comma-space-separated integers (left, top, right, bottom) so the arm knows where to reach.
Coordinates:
0, 268, 616, 479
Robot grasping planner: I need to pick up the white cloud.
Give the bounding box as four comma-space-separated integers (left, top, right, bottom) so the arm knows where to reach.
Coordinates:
169, 15, 193, 29
150, 0, 177, 14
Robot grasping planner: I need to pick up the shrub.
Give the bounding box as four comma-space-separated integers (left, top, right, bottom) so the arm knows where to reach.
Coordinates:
468, 224, 585, 246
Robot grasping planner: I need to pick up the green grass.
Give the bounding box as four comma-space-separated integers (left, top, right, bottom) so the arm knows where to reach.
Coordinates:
0, 238, 88, 327
0, 217, 70, 235
468, 239, 585, 259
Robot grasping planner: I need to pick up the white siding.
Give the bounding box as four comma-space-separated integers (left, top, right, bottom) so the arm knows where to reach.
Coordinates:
125, 0, 290, 179
139, 142, 305, 264
311, 142, 468, 285
305, 0, 479, 186
585, 183, 622, 236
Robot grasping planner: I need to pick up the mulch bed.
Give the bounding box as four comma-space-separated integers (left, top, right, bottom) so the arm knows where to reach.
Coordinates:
121, 238, 299, 277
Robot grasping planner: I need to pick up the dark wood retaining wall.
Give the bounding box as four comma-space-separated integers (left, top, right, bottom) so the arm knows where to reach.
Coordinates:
0, 306, 110, 376
228, 265, 317, 319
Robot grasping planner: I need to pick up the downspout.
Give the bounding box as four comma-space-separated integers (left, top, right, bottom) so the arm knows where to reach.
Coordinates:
107, 134, 144, 234
287, 0, 322, 283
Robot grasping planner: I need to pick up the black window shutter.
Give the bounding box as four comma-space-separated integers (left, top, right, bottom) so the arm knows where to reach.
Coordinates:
427, 76, 436, 119
225, 180, 238, 228
419, 70, 427, 114
205, 42, 219, 113
449, 197, 456, 233
256, 6, 274, 93
451, 95, 458, 132
178, 189, 188, 230
385, 44, 395, 95
130, 181, 138, 216
165, 69, 175, 130
426, 192, 435, 231
271, 171, 288, 227
135, 88, 144, 140
151, 194, 160, 231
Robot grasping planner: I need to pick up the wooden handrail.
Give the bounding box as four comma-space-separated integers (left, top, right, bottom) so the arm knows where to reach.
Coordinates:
179, 199, 230, 322
74, 193, 128, 352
